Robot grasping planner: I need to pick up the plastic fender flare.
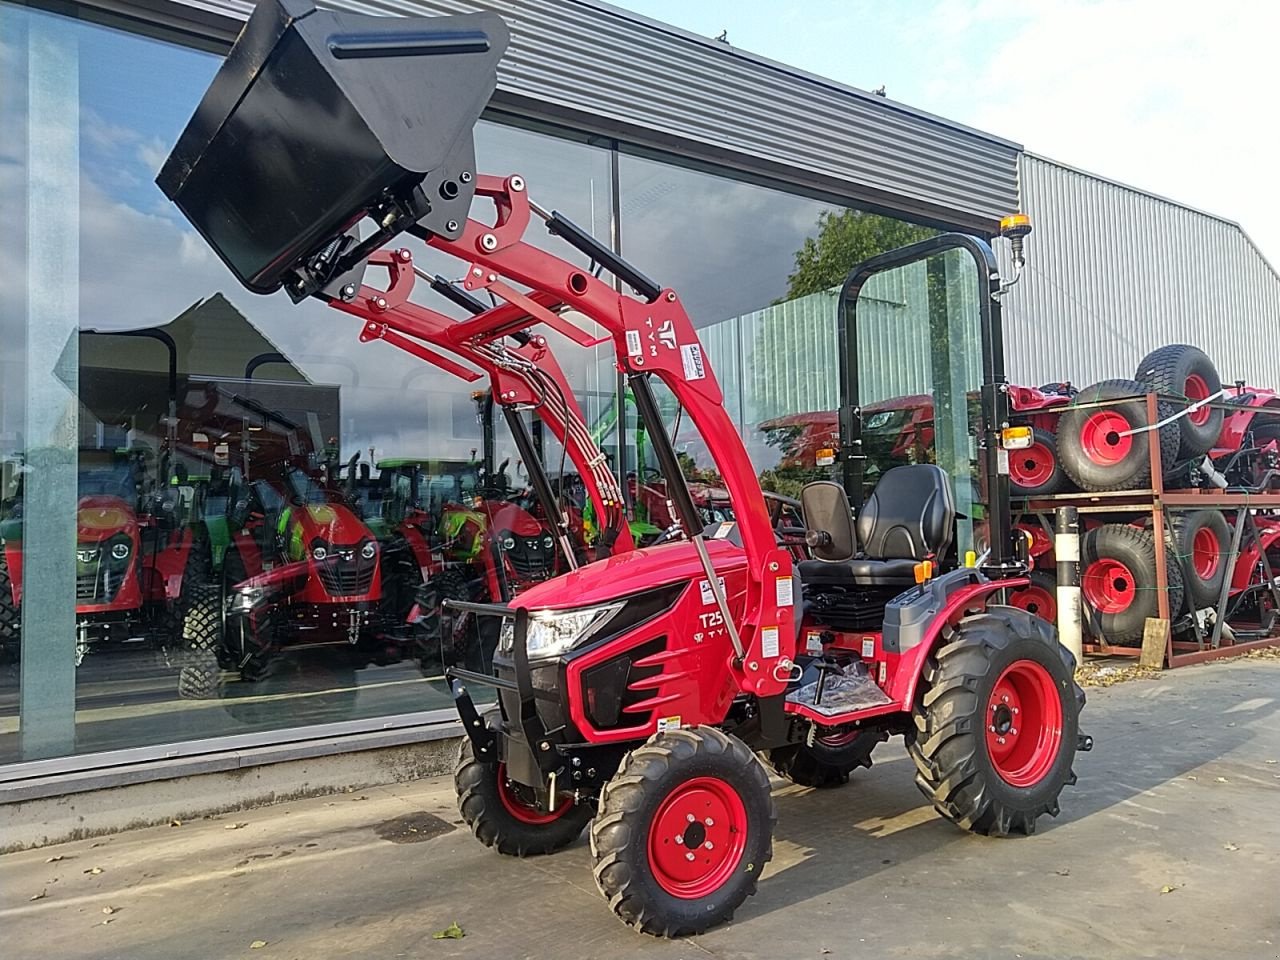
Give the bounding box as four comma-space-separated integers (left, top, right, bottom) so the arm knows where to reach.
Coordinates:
886, 578, 1030, 710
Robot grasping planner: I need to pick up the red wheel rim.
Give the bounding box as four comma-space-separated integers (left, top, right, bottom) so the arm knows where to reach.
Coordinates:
1079, 410, 1134, 466
1185, 373, 1211, 426
1081, 558, 1136, 614
1010, 441, 1055, 489
1192, 526, 1221, 580
986, 660, 1064, 787
647, 776, 748, 899
496, 763, 574, 825
1010, 584, 1057, 622
816, 727, 860, 748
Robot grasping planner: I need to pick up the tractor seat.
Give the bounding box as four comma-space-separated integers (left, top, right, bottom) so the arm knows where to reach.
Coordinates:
798, 465, 955, 587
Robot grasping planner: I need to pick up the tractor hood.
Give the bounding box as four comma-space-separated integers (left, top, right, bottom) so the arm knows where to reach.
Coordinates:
76, 495, 137, 542
513, 539, 747, 611
288, 502, 372, 545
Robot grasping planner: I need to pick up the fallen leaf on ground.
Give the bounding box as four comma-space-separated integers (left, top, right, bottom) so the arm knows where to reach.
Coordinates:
30, 889, 47, 902
351, 796, 367, 802
1186, 775, 1198, 781
84, 867, 103, 876
1054, 868, 1071, 877
1265, 760, 1277, 765
250, 940, 268, 949
225, 822, 249, 830
1215, 776, 1229, 783
101, 918, 114, 926
432, 922, 465, 940
170, 820, 182, 827
1159, 884, 1180, 894
102, 906, 116, 915
45, 855, 66, 863
1224, 842, 1240, 851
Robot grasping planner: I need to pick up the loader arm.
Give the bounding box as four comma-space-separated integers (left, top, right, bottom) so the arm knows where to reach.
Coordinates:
328, 248, 633, 561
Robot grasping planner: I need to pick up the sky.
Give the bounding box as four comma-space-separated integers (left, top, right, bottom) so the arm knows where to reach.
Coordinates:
607, 0, 1280, 265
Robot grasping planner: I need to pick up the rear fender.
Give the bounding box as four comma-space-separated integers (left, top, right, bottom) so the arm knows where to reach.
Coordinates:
884, 577, 1030, 710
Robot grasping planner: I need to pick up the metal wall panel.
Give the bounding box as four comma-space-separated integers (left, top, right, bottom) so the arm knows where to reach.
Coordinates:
154, 0, 1020, 228
1000, 153, 1280, 390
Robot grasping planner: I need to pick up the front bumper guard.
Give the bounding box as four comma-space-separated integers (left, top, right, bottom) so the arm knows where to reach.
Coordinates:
442, 600, 565, 796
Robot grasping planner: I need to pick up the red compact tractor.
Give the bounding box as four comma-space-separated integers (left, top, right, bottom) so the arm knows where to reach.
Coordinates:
161, 0, 1088, 936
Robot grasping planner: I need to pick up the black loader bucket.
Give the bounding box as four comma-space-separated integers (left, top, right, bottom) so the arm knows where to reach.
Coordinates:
157, 0, 509, 300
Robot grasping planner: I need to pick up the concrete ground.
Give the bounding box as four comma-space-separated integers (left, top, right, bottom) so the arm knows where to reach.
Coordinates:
3, 657, 1279, 960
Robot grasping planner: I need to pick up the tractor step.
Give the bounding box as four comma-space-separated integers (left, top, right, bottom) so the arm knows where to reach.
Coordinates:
785, 661, 893, 717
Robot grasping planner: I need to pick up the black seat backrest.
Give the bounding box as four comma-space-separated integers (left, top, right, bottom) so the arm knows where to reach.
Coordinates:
856, 464, 955, 561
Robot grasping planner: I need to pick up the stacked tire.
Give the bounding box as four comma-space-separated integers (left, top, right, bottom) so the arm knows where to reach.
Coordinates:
1080, 524, 1183, 645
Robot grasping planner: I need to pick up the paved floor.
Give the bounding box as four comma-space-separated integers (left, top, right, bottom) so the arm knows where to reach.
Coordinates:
3, 658, 1279, 960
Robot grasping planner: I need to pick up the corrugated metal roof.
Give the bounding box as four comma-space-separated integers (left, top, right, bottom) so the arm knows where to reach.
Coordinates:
152, 0, 1020, 228
1000, 153, 1280, 390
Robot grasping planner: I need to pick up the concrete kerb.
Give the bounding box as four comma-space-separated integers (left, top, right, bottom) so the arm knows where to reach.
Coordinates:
0, 723, 464, 853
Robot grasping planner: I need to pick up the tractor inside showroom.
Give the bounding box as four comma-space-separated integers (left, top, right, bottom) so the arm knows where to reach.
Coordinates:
161, 0, 1088, 936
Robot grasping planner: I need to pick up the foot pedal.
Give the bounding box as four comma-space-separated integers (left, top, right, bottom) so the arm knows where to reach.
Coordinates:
786, 660, 892, 717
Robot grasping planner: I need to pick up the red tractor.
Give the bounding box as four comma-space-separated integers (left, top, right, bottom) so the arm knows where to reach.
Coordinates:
162, 1, 1088, 936
0, 448, 211, 667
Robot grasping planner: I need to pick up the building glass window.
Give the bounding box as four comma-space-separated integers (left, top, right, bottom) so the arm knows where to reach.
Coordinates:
0, 2, 613, 764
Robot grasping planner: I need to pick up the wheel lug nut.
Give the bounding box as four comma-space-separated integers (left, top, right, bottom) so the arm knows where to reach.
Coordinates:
686, 814, 695, 822
997, 736, 1006, 744
674, 835, 683, 844
1002, 695, 1009, 703
989, 724, 996, 732
704, 841, 714, 850
1010, 728, 1018, 736
685, 852, 696, 862
704, 818, 714, 826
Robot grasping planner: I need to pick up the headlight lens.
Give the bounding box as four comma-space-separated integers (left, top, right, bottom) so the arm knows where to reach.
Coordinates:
111, 541, 131, 561
360, 541, 376, 560
231, 585, 266, 611
542, 534, 554, 549
519, 602, 624, 659
312, 545, 328, 561
502, 536, 516, 551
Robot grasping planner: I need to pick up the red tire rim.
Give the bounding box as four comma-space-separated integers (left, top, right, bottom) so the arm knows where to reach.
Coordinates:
647, 776, 748, 899
1081, 557, 1136, 614
1191, 526, 1221, 580
1010, 583, 1057, 622
1079, 410, 1134, 466
1185, 373, 1211, 426
986, 660, 1064, 787
1010, 441, 1056, 490
496, 763, 574, 825
815, 727, 861, 748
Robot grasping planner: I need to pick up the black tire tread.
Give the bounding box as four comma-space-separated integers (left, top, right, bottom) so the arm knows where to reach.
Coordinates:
1010, 427, 1068, 498
908, 607, 1081, 838
1169, 510, 1229, 611
1058, 379, 1180, 492
1135, 344, 1223, 459
767, 729, 883, 787
454, 736, 593, 857
1082, 524, 1184, 644
178, 581, 222, 699
590, 726, 776, 937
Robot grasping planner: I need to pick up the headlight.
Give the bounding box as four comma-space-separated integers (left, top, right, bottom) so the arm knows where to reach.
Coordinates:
231, 585, 267, 611
312, 545, 328, 561
111, 541, 130, 561
502, 536, 516, 551
520, 602, 624, 659
360, 541, 376, 560
542, 534, 554, 549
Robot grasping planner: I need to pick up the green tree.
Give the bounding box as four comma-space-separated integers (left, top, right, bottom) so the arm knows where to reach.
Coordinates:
782, 209, 935, 301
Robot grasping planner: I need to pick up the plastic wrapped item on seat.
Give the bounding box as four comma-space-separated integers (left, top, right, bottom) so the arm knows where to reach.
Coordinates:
785, 659, 893, 717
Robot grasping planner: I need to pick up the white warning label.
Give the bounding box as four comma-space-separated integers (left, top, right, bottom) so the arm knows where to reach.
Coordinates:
699, 576, 726, 605
761, 625, 780, 658
656, 715, 682, 732
680, 343, 706, 380
775, 576, 794, 607
805, 631, 824, 654
626, 329, 642, 357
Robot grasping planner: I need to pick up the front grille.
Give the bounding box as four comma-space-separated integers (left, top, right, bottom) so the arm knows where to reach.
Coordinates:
316, 551, 376, 596
75, 546, 128, 604
504, 535, 554, 583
